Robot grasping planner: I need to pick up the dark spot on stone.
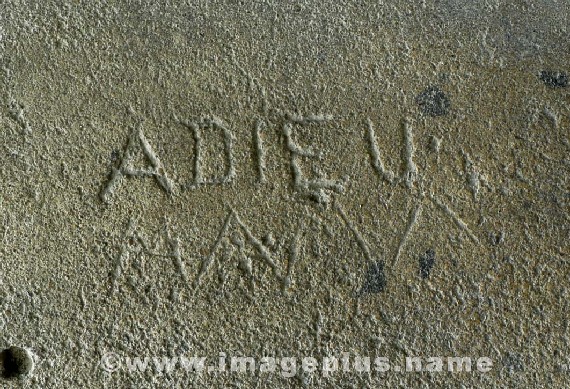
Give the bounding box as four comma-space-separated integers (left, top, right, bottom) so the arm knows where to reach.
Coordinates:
110, 149, 121, 162
1, 347, 33, 379
488, 231, 504, 246
539, 70, 568, 88
416, 86, 450, 117
359, 261, 386, 295
502, 352, 524, 373
419, 249, 435, 279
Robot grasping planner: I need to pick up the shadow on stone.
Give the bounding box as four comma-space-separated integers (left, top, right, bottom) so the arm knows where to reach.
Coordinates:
0, 347, 34, 379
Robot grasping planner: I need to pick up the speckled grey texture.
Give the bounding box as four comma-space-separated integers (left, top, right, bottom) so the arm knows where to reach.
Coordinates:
0, 1, 568, 387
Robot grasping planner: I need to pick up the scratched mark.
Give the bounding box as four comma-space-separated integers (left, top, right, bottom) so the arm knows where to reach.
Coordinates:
393, 204, 422, 268
100, 125, 174, 203
164, 231, 188, 283
367, 116, 482, 273
179, 116, 236, 187
193, 208, 285, 291
366, 118, 395, 183
110, 218, 187, 296
194, 210, 233, 289
366, 118, 417, 188
402, 119, 418, 188
110, 218, 148, 296
95, 107, 485, 296
335, 203, 374, 264
419, 248, 435, 279
283, 224, 303, 291
280, 204, 381, 295
283, 114, 344, 203
253, 119, 266, 183
335, 202, 388, 296
429, 195, 480, 244
233, 210, 283, 280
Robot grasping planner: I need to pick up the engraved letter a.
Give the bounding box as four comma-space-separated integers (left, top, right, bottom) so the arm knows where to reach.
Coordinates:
100, 125, 174, 203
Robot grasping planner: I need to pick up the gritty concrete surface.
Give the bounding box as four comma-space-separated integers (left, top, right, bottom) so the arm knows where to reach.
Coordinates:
0, 0, 569, 387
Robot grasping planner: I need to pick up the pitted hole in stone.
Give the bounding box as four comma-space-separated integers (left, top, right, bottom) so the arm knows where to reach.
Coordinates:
1, 346, 34, 379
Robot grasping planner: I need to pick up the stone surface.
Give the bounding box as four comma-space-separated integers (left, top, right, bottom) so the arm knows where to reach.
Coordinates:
0, 0, 568, 387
